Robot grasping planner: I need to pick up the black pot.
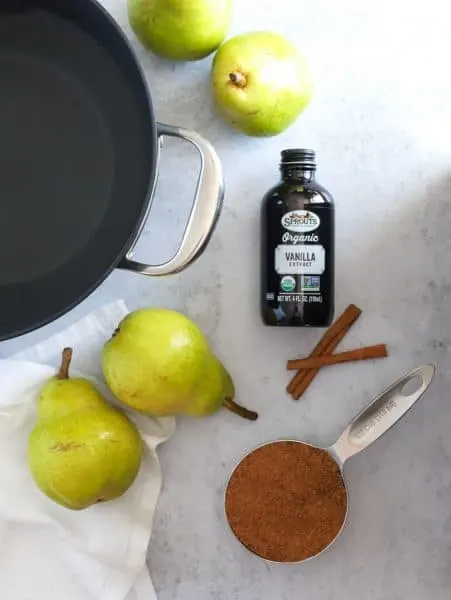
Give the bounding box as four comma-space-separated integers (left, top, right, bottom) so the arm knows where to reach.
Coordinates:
0, 0, 224, 341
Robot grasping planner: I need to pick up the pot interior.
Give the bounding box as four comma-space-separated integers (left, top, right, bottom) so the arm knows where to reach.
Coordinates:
0, 0, 157, 340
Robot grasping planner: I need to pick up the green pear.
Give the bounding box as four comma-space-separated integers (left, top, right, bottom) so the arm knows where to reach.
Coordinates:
128, 0, 233, 62
211, 31, 313, 137
28, 349, 143, 510
102, 308, 257, 421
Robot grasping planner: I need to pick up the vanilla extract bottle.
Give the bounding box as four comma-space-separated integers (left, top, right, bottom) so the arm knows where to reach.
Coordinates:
261, 149, 335, 327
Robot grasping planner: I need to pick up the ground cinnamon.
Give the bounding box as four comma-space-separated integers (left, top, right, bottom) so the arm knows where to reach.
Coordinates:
225, 441, 347, 562
287, 303, 362, 400
287, 343, 387, 370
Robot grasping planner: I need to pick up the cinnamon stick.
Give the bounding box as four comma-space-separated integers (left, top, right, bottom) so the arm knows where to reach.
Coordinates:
287, 304, 362, 400
287, 344, 387, 370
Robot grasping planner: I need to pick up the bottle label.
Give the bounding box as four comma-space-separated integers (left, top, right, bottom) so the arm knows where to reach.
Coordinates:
281, 209, 321, 233
262, 203, 334, 326
275, 244, 325, 275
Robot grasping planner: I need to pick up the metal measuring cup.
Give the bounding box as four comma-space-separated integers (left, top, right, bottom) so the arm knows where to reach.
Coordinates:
225, 364, 436, 563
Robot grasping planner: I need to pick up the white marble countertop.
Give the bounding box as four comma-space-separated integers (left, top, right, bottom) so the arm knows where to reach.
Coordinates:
3, 0, 451, 598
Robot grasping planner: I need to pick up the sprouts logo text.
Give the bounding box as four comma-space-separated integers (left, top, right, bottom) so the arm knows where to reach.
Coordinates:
281, 210, 320, 233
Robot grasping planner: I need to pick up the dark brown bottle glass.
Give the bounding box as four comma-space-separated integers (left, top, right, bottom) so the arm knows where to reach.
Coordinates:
261, 149, 335, 327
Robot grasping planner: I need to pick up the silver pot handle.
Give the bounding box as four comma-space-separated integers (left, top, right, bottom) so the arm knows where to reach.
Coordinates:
119, 123, 224, 276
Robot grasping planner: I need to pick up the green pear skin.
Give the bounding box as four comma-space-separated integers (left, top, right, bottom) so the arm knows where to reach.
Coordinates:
28, 349, 143, 510
211, 31, 313, 137
128, 0, 233, 61
182, 353, 232, 417
103, 309, 257, 420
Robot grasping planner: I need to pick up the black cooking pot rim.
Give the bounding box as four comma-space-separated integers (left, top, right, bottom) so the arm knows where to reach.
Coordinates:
0, 0, 158, 341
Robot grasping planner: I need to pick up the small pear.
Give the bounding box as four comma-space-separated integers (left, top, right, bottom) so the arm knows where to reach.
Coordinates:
103, 308, 257, 421
211, 31, 313, 137
128, 0, 233, 62
28, 349, 143, 510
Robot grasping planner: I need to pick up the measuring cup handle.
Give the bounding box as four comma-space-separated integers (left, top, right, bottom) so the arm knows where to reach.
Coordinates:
331, 364, 435, 465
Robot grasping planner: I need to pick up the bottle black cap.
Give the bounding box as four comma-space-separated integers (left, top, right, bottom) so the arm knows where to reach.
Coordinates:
280, 149, 316, 169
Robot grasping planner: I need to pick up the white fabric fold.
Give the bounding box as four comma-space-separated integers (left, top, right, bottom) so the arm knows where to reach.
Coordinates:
0, 301, 175, 600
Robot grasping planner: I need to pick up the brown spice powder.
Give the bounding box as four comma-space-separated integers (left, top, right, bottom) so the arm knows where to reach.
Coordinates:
225, 441, 347, 562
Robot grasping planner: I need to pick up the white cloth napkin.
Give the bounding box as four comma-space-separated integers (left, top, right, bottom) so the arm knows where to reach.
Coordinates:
0, 300, 175, 600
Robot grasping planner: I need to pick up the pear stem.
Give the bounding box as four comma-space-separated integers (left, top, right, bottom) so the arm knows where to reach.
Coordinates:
57, 348, 73, 380
223, 397, 258, 421
229, 71, 247, 89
